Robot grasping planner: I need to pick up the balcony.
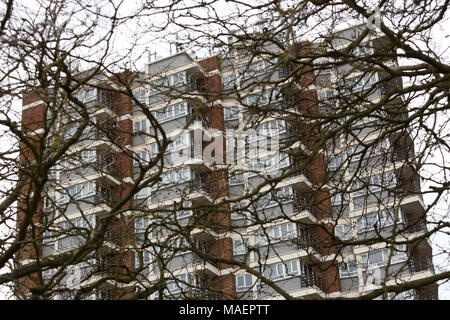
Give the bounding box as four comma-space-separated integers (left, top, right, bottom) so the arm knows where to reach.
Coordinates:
278, 65, 293, 79
381, 78, 403, 96
190, 211, 216, 241
185, 81, 205, 93
390, 189, 424, 219
88, 92, 117, 117
185, 113, 209, 130
292, 197, 318, 223
95, 218, 122, 252
96, 160, 119, 179
405, 219, 428, 235
95, 128, 115, 141
296, 231, 318, 250
299, 272, 325, 291
193, 245, 220, 277
409, 257, 434, 274
257, 271, 325, 299
189, 177, 214, 198
149, 176, 214, 206
94, 191, 113, 206
191, 288, 220, 300
281, 129, 310, 152
284, 163, 313, 192
394, 150, 415, 162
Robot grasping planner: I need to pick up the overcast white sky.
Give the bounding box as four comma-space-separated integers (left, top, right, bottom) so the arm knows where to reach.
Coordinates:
0, 0, 448, 300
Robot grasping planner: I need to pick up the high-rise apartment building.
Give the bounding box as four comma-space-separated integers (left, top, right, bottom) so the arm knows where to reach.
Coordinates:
17, 23, 438, 300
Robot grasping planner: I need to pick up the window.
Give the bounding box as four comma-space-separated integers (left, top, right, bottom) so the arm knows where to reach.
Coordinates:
343, 73, 378, 94
388, 290, 416, 300
233, 238, 248, 255
134, 89, 146, 105
135, 217, 149, 233
331, 192, 350, 207
351, 179, 367, 198
249, 120, 286, 141
81, 150, 97, 163
42, 230, 56, 244
248, 153, 290, 176
59, 182, 96, 203
42, 268, 56, 280
135, 250, 151, 269
176, 209, 193, 219
346, 145, 364, 163
154, 238, 189, 258
273, 186, 293, 202
373, 138, 391, 155
223, 75, 236, 89
230, 201, 248, 220
327, 154, 343, 172
242, 89, 282, 107
134, 151, 148, 167
318, 90, 334, 102
153, 167, 192, 190
335, 224, 353, 240
166, 273, 193, 294
43, 196, 52, 210
255, 222, 298, 245
134, 119, 147, 133
151, 72, 186, 92
339, 261, 358, 278
151, 102, 188, 123
84, 89, 97, 102
150, 134, 189, 158
352, 172, 397, 199
224, 106, 239, 120
75, 89, 97, 103
135, 187, 149, 200
240, 60, 274, 79
356, 209, 400, 233
314, 60, 331, 76
72, 215, 95, 229
229, 171, 244, 186
255, 186, 293, 209
361, 245, 408, 269
263, 259, 304, 281
351, 115, 378, 128
236, 274, 252, 292
65, 124, 79, 140
167, 134, 189, 153
353, 45, 373, 57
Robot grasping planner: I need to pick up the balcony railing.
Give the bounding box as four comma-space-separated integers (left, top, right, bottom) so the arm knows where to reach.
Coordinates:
394, 150, 416, 162
278, 65, 293, 79
381, 79, 403, 95
185, 82, 204, 93
94, 191, 112, 205
87, 92, 116, 113
95, 128, 115, 140
96, 218, 122, 246
293, 198, 317, 218
400, 181, 421, 194
194, 245, 218, 268
299, 272, 325, 291
96, 160, 119, 178
297, 232, 318, 251
281, 129, 311, 151
406, 220, 428, 234
191, 288, 220, 300
409, 257, 434, 274
189, 177, 213, 196
186, 113, 209, 127
288, 162, 312, 182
